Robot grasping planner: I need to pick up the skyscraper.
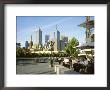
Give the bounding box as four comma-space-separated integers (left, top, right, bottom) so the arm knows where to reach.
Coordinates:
29, 35, 33, 48
60, 40, 66, 51
36, 27, 42, 45
54, 30, 60, 51
45, 35, 50, 43
61, 36, 68, 43
45, 35, 50, 48
60, 36, 68, 51
54, 32, 55, 41
25, 41, 29, 49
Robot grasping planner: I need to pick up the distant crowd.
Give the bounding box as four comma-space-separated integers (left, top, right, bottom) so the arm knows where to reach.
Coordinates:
49, 56, 94, 74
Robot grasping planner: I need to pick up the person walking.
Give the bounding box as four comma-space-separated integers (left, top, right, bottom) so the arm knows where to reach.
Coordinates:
58, 57, 62, 65
69, 56, 72, 69
49, 57, 54, 67
50, 57, 54, 67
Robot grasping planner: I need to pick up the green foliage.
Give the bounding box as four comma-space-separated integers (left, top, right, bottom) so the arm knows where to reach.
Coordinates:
16, 48, 32, 57
64, 37, 79, 58
16, 48, 23, 57
16, 48, 68, 58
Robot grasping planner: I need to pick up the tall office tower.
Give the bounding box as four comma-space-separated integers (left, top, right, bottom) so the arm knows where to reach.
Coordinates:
61, 36, 68, 43
29, 35, 33, 48
60, 36, 68, 51
45, 35, 50, 48
60, 40, 66, 51
54, 32, 55, 41
45, 35, 50, 43
54, 30, 60, 51
36, 27, 42, 45
25, 41, 29, 49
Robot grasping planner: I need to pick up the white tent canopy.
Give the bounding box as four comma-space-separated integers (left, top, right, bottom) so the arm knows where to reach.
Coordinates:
81, 49, 94, 52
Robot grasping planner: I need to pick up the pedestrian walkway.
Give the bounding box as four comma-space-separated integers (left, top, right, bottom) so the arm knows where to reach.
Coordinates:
17, 62, 80, 74
54, 65, 80, 74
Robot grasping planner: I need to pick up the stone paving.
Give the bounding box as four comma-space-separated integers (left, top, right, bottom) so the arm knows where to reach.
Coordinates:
16, 62, 80, 74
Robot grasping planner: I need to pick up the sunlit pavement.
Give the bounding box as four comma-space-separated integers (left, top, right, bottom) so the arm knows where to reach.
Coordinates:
16, 62, 80, 74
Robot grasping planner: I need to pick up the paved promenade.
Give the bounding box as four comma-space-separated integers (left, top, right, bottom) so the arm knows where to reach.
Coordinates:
17, 62, 80, 74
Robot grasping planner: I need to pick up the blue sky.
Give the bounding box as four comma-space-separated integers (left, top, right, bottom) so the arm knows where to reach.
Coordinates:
16, 16, 94, 47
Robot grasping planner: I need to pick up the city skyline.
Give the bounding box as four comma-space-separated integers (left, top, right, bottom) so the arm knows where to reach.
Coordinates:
16, 16, 94, 47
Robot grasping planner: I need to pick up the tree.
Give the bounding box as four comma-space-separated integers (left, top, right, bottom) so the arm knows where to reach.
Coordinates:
16, 48, 23, 57
64, 37, 79, 59
16, 47, 31, 57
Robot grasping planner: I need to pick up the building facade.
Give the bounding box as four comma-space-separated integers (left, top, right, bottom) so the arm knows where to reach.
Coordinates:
29, 35, 33, 48
61, 36, 68, 43
25, 41, 29, 49
60, 36, 68, 51
54, 30, 60, 51
45, 35, 50, 50
45, 35, 50, 43
36, 28, 42, 45
60, 40, 67, 51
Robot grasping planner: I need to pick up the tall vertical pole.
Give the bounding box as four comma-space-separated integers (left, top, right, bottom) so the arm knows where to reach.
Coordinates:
31, 35, 32, 41
86, 16, 90, 43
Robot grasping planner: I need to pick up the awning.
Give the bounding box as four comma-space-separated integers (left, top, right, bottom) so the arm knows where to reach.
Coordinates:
76, 42, 94, 49
81, 49, 94, 52
78, 53, 86, 56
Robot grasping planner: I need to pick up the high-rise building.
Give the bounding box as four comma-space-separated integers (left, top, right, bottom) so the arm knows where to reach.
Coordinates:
60, 36, 68, 51
54, 32, 55, 41
36, 28, 42, 45
45, 35, 50, 43
54, 30, 60, 51
29, 35, 33, 48
61, 36, 68, 43
25, 41, 29, 49
60, 40, 67, 51
45, 35, 50, 49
